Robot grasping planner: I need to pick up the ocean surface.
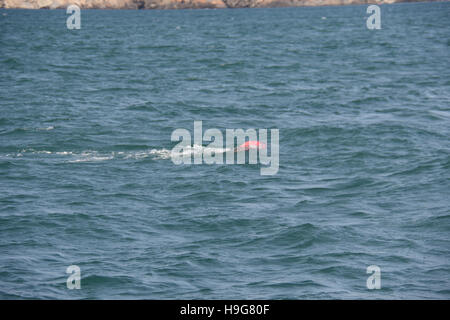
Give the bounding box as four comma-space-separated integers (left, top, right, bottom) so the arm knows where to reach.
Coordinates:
1, 2, 449, 299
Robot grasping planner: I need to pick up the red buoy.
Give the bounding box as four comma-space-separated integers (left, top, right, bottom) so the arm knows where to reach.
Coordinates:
236, 141, 267, 151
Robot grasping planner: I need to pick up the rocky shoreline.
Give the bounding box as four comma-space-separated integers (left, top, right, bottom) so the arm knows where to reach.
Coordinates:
0, 0, 434, 10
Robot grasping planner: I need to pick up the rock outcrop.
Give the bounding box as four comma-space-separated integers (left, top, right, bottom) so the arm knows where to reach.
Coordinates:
0, 0, 430, 9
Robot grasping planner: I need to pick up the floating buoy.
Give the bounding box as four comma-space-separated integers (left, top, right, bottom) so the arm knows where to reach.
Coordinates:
236, 141, 267, 151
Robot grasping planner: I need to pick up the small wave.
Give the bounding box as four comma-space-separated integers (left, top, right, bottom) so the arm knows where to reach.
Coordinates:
1, 126, 54, 135
37, 126, 54, 131
429, 110, 450, 120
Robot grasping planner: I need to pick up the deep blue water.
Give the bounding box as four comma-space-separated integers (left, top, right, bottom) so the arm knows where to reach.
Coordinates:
0, 3, 449, 299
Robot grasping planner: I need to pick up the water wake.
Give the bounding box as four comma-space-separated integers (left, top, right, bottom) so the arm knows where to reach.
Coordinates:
2, 145, 232, 163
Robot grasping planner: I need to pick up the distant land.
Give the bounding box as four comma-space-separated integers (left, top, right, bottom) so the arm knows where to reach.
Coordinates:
0, 0, 440, 10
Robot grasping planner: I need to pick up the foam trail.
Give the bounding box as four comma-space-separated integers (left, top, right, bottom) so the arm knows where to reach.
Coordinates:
3, 145, 233, 163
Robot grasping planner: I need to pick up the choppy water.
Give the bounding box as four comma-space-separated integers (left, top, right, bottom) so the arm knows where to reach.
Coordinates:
1, 3, 449, 299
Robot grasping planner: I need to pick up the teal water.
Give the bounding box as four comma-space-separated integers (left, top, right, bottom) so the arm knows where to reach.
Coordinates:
0, 3, 449, 299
